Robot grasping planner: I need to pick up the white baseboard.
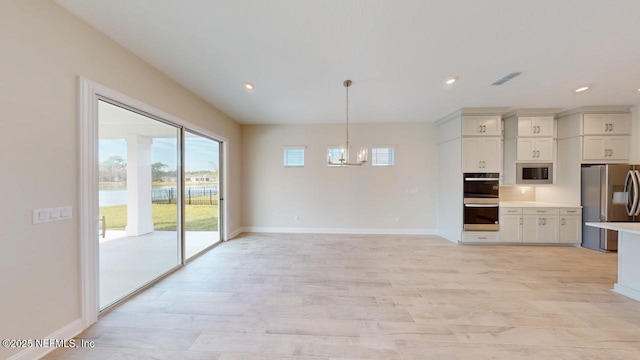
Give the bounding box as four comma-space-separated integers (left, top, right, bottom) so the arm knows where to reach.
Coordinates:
436, 231, 461, 243
240, 226, 437, 236
227, 227, 244, 240
613, 283, 640, 302
8, 319, 84, 360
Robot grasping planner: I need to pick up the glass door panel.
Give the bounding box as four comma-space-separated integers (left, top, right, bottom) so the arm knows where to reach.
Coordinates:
98, 100, 181, 310
184, 131, 220, 259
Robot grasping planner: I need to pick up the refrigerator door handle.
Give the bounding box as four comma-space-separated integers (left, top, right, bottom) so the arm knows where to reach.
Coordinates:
624, 170, 639, 216
634, 170, 640, 216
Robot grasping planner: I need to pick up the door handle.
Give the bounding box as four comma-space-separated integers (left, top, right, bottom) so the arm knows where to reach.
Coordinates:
634, 170, 640, 216
625, 170, 635, 216
100, 215, 106, 239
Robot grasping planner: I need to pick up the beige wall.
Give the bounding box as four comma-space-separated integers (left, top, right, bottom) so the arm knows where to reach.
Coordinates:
0, 1, 241, 357
242, 123, 438, 233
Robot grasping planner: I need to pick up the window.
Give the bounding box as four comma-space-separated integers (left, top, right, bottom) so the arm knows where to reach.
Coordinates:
326, 147, 344, 166
371, 146, 394, 166
284, 146, 305, 167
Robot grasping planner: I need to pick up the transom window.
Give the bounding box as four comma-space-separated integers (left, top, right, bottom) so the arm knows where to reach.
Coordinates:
284, 146, 305, 167
371, 146, 395, 166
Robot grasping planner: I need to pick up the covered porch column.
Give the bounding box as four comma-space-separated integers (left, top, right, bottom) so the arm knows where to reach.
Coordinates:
125, 134, 154, 236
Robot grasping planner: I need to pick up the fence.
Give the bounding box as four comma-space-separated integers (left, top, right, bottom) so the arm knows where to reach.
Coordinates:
151, 187, 219, 206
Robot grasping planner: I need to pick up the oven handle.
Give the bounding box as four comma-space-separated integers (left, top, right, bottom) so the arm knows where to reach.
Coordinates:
464, 178, 499, 182
464, 204, 499, 208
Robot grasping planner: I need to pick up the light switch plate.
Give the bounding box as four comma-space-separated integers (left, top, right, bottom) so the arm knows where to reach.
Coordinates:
33, 206, 73, 224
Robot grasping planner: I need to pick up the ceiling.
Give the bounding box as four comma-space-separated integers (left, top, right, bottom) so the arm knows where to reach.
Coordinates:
55, 0, 640, 124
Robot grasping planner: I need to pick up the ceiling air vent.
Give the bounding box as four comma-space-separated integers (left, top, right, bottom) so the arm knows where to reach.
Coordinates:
490, 72, 522, 86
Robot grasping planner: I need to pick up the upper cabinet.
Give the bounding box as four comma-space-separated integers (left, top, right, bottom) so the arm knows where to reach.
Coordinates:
556, 107, 632, 164
583, 114, 630, 136
462, 137, 502, 173
517, 116, 554, 137
502, 111, 558, 185
461, 115, 502, 136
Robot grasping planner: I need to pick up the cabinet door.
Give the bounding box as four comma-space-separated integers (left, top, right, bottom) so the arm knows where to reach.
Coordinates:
583, 136, 629, 162
537, 216, 559, 243
462, 116, 501, 136
533, 117, 554, 137
462, 138, 480, 172
534, 138, 554, 161
518, 116, 554, 137
516, 138, 536, 161
517, 138, 553, 161
480, 137, 502, 172
604, 137, 629, 161
499, 215, 522, 242
521, 216, 538, 242
583, 114, 631, 135
559, 215, 581, 243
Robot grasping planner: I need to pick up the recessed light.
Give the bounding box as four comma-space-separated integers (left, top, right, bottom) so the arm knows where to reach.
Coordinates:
445, 76, 458, 85
244, 82, 255, 91
575, 86, 590, 93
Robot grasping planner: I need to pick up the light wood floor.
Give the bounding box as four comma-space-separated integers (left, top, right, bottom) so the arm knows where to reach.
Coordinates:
46, 233, 640, 359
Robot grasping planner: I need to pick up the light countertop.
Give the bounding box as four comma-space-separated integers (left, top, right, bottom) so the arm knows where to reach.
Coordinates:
500, 201, 582, 208
586, 222, 640, 235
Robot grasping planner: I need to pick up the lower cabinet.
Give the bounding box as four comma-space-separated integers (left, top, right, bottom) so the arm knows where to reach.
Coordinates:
499, 207, 581, 244
559, 209, 582, 243
499, 208, 523, 242
522, 208, 559, 243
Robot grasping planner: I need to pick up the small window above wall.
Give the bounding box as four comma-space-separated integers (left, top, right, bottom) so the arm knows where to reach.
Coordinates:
284, 146, 305, 167
371, 146, 395, 166
327, 147, 344, 166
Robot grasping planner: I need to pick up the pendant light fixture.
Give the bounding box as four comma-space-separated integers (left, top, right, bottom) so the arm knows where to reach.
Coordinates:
327, 80, 368, 166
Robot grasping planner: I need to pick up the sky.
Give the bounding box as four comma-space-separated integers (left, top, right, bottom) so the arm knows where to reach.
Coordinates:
99, 137, 219, 172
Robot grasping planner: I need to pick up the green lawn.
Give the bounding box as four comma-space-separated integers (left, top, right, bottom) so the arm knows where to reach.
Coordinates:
99, 204, 218, 231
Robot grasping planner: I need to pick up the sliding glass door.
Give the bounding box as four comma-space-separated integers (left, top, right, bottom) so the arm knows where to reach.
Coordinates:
98, 99, 181, 310
184, 131, 221, 259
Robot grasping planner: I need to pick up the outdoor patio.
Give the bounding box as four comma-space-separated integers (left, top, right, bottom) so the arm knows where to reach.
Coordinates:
99, 230, 219, 308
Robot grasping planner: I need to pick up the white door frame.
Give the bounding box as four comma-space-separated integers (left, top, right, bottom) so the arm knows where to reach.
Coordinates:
78, 77, 229, 328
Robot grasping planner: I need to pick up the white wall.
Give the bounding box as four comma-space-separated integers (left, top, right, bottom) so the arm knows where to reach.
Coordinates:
241, 123, 437, 233
0, 1, 241, 358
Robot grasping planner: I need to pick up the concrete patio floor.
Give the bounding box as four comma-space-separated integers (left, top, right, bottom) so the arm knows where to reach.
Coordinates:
99, 230, 219, 308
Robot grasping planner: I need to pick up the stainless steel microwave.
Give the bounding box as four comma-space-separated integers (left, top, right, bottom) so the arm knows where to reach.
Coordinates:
516, 163, 553, 184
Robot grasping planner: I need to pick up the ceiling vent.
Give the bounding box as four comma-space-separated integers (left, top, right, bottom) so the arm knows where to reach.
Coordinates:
490, 72, 522, 86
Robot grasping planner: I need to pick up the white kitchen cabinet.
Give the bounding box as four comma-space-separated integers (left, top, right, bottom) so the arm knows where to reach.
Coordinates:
499, 208, 522, 242
517, 116, 554, 137
522, 208, 559, 243
582, 136, 629, 162
583, 113, 631, 135
461, 115, 501, 136
462, 137, 502, 172
559, 209, 582, 244
516, 138, 554, 162
501, 206, 580, 244
461, 231, 499, 243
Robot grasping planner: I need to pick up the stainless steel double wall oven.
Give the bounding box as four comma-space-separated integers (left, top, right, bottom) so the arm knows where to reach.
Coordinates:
463, 173, 500, 231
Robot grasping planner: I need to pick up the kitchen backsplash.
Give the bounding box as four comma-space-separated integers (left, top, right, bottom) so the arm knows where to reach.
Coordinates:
500, 186, 536, 201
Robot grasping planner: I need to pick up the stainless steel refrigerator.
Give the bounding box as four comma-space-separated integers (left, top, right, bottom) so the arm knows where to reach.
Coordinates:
581, 164, 640, 251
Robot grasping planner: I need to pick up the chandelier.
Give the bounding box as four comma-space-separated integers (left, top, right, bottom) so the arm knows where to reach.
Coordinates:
327, 80, 368, 166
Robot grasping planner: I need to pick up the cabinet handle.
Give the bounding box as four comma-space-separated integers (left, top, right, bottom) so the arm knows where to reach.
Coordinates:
542, 218, 546, 225
519, 218, 523, 225
609, 123, 613, 132
478, 237, 487, 240
604, 123, 609, 132
561, 218, 566, 226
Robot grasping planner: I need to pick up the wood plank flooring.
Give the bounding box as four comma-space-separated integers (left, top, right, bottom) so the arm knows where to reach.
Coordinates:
46, 233, 640, 359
